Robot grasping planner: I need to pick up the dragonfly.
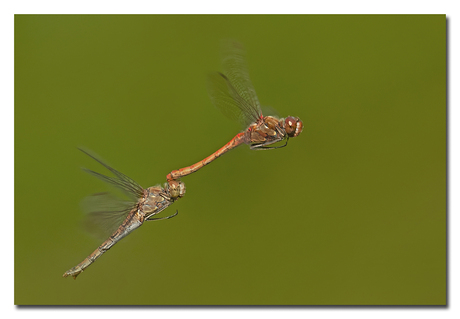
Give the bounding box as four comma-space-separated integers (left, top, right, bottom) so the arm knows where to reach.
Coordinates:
63, 149, 185, 279
167, 40, 303, 181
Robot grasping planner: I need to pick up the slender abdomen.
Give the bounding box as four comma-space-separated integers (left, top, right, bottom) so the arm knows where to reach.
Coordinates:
63, 210, 142, 279
167, 132, 247, 181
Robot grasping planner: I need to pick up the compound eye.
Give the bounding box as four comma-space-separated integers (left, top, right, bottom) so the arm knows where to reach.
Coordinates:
168, 181, 180, 198
285, 116, 303, 137
168, 180, 186, 199
285, 116, 297, 137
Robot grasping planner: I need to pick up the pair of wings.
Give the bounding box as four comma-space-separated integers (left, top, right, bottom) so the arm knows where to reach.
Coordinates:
207, 40, 263, 129
79, 149, 145, 239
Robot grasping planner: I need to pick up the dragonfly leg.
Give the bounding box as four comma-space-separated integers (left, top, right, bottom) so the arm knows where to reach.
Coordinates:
146, 210, 178, 221
250, 138, 289, 150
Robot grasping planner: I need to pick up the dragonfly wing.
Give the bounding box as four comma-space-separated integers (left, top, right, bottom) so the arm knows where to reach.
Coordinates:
220, 40, 262, 120
81, 192, 137, 240
207, 72, 258, 129
79, 148, 145, 200
77, 149, 145, 239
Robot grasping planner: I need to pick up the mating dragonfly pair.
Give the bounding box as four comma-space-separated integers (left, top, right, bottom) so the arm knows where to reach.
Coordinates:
63, 41, 303, 279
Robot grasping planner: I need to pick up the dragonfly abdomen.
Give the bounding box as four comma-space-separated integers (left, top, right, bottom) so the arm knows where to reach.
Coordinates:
63, 210, 143, 279
167, 132, 247, 181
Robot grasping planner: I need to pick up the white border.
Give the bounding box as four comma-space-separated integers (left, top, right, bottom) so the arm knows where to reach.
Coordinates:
2, 1, 456, 318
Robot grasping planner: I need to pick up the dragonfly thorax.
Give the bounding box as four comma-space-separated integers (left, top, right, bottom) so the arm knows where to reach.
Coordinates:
142, 186, 167, 216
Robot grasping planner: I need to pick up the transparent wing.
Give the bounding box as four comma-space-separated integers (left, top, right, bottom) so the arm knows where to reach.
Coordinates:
81, 192, 137, 240
207, 72, 260, 129
207, 40, 262, 129
221, 40, 262, 121
79, 148, 144, 200
77, 148, 144, 239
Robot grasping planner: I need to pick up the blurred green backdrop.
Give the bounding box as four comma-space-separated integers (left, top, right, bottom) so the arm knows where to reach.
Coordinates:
14, 15, 445, 305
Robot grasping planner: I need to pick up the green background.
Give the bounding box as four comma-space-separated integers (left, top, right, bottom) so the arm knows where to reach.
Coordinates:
14, 15, 446, 305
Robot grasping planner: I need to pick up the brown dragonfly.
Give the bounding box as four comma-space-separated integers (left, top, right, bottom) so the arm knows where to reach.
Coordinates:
167, 40, 303, 181
63, 149, 185, 279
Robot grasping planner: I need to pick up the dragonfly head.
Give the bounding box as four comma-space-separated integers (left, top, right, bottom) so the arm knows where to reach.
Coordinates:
168, 180, 186, 200
284, 116, 303, 138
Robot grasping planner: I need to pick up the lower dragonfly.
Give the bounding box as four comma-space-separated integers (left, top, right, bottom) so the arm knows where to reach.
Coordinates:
167, 40, 303, 181
63, 149, 185, 279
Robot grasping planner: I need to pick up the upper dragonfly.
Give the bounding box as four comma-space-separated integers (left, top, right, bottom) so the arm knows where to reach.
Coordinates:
63, 149, 185, 279
167, 40, 303, 181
